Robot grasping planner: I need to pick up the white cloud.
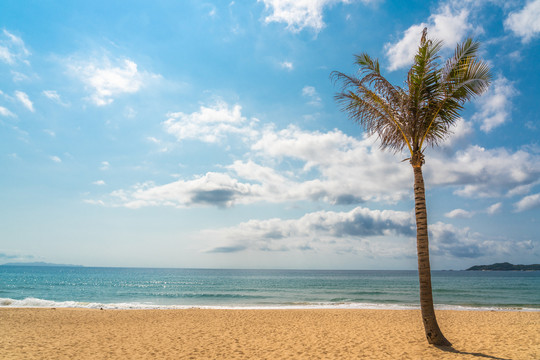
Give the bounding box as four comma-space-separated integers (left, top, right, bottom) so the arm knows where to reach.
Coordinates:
439, 118, 473, 148
164, 101, 259, 143
506, 180, 540, 197
0, 106, 15, 117
147, 136, 170, 153
428, 222, 533, 259
200, 206, 531, 260
43, 129, 55, 137
99, 123, 411, 209
0, 29, 30, 65
473, 76, 517, 133
259, 0, 359, 33
146, 136, 171, 152
100, 161, 110, 170
514, 193, 540, 212
302, 85, 322, 106
2, 30, 29, 54
428, 145, 540, 198
70, 57, 160, 106
50, 155, 62, 163
15, 91, 34, 112
251, 125, 411, 203
486, 202, 502, 215
445, 209, 474, 218
385, 5, 474, 71
43, 90, 60, 101
280, 61, 294, 70
88, 97, 540, 210
109, 173, 254, 209
206, 4, 217, 17
93, 180, 106, 186
505, 0, 540, 43
203, 206, 415, 254
93, 116, 540, 210
0, 45, 13, 64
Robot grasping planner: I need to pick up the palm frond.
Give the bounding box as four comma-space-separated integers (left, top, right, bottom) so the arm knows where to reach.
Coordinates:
441, 38, 479, 82
332, 29, 492, 157
333, 70, 411, 153
417, 37, 491, 148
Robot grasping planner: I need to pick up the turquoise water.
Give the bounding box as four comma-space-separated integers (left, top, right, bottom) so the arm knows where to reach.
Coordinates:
0, 266, 538, 310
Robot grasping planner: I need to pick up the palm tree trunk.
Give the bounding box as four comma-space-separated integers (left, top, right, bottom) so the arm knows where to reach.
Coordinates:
412, 164, 452, 346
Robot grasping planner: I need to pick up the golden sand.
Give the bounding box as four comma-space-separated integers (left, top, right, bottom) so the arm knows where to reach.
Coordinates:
1, 308, 538, 359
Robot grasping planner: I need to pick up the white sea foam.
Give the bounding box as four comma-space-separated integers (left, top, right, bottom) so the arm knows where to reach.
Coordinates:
0, 297, 538, 311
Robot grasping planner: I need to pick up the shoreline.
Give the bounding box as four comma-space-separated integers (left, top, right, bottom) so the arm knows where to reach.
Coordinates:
1, 308, 538, 359
2, 296, 539, 312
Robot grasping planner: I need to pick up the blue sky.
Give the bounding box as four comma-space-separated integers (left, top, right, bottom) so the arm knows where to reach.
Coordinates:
1, 0, 539, 270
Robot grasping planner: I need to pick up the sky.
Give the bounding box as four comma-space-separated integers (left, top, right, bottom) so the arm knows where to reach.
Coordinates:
1, 0, 539, 270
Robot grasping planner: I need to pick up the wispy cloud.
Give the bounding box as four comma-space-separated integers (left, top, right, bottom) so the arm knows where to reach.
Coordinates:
15, 90, 34, 112
0, 45, 13, 64
0, 29, 30, 66
0, 251, 35, 263
0, 105, 16, 117
280, 61, 294, 70
302, 85, 322, 106
146, 136, 169, 152
124, 106, 136, 118
43, 90, 69, 106
50, 155, 62, 163
11, 70, 30, 82
504, 0, 540, 43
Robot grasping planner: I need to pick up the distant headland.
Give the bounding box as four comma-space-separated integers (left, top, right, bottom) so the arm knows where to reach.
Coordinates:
0, 262, 83, 267
466, 262, 540, 271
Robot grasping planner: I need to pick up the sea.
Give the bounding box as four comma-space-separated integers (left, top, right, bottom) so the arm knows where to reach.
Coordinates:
0, 266, 538, 311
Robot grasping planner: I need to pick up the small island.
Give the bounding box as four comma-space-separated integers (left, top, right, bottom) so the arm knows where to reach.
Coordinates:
466, 262, 540, 271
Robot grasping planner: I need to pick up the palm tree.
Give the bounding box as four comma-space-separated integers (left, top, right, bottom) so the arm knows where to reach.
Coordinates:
331, 28, 491, 346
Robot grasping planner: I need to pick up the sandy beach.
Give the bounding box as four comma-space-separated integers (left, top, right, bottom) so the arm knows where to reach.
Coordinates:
1, 308, 539, 359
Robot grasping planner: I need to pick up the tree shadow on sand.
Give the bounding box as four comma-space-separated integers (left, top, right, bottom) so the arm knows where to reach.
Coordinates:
435, 345, 512, 360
